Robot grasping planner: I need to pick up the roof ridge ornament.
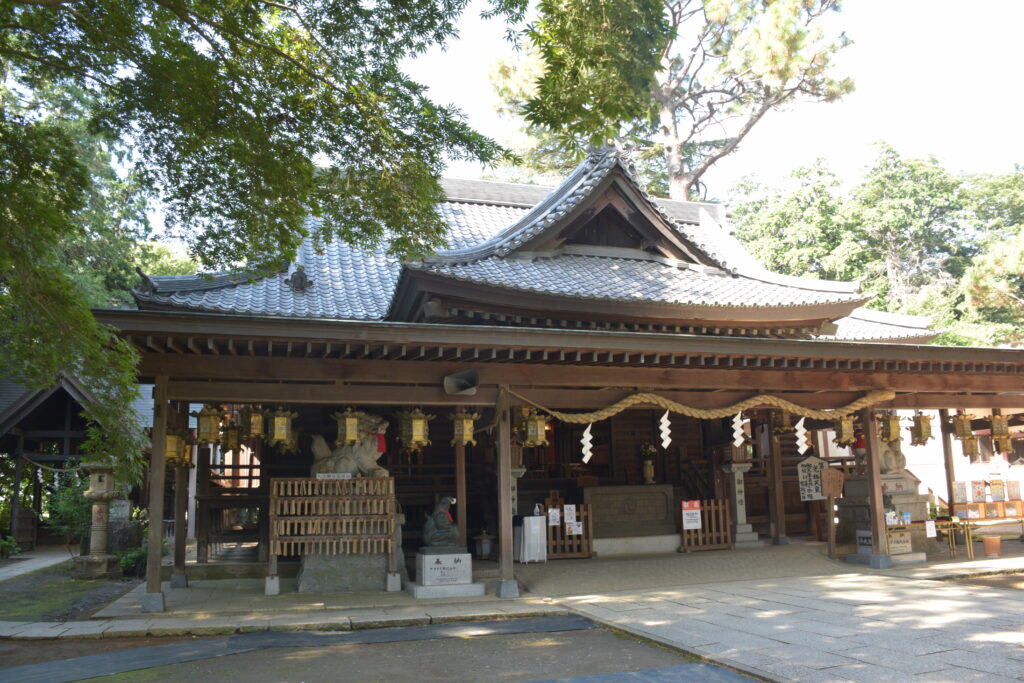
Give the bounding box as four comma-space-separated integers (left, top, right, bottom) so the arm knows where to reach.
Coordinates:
284, 264, 313, 293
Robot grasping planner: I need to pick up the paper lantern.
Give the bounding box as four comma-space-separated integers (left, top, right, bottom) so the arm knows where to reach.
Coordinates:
522, 409, 549, 448
333, 408, 364, 447
879, 414, 902, 443
450, 408, 479, 447
832, 416, 856, 446
952, 413, 974, 440
992, 415, 1013, 455
908, 413, 933, 446
239, 405, 265, 440
192, 404, 224, 445
398, 408, 434, 452
267, 406, 299, 448
961, 435, 979, 459
771, 409, 794, 434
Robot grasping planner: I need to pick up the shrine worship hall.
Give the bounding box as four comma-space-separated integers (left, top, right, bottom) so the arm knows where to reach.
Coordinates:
96, 147, 1024, 611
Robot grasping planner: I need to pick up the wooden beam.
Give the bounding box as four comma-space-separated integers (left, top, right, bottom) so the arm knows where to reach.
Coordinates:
166, 381, 498, 405
145, 377, 168, 611
455, 442, 467, 548
769, 432, 788, 545
172, 465, 188, 584
861, 406, 887, 559
140, 354, 1024, 394
939, 409, 956, 514
497, 386, 515, 593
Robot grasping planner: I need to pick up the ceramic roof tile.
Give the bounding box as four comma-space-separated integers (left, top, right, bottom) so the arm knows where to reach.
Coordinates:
822, 309, 936, 342
410, 254, 864, 308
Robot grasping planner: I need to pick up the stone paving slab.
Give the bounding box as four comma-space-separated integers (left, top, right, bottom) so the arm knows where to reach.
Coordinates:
562, 571, 1024, 683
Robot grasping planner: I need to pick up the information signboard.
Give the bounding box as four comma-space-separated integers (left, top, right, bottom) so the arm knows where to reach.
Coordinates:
681, 500, 702, 530
797, 456, 825, 501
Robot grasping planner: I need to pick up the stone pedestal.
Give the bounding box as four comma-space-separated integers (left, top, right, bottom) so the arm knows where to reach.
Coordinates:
406, 546, 485, 598
74, 554, 122, 579
297, 553, 390, 592
723, 462, 763, 549
838, 472, 936, 561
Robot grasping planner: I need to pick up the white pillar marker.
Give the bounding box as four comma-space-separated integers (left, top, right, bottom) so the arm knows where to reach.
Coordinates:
732, 412, 746, 447
581, 423, 594, 463
659, 410, 672, 449
795, 417, 809, 454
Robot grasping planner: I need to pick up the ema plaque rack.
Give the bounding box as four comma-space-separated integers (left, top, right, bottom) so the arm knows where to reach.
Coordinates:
267, 477, 397, 581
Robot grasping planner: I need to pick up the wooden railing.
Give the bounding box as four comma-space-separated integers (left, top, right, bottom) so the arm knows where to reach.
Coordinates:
543, 490, 594, 559
680, 498, 733, 552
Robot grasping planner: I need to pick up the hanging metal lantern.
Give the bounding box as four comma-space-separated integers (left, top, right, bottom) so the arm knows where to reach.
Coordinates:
239, 405, 265, 441
522, 409, 549, 448
333, 408, 365, 447
191, 404, 224, 445
771, 409, 795, 434
450, 407, 480, 447
908, 413, 933, 446
398, 408, 434, 452
879, 414, 902, 443
164, 427, 192, 467
992, 414, 1012, 454
833, 416, 857, 447
952, 413, 975, 440
267, 406, 299, 448
222, 420, 241, 453
961, 435, 980, 459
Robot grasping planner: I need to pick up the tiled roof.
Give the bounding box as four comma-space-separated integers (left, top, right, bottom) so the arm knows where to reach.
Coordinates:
134, 147, 930, 341
823, 309, 936, 343
136, 238, 401, 320
410, 252, 865, 308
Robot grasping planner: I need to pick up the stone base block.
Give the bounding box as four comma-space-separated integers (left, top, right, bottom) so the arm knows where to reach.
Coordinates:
73, 554, 122, 580
772, 535, 791, 546
406, 581, 485, 599
141, 592, 166, 613
170, 571, 188, 588
297, 553, 388, 593
593, 534, 679, 556
386, 572, 401, 592
264, 575, 280, 596
496, 579, 520, 599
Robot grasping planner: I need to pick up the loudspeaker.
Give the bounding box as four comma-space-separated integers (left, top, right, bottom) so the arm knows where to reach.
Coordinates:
443, 369, 480, 396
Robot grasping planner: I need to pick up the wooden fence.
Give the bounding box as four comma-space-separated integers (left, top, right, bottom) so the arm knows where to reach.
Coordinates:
268, 477, 397, 576
680, 498, 733, 552
544, 490, 594, 559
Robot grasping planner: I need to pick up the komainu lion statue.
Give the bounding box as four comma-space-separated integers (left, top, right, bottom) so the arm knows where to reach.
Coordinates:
879, 439, 907, 474
310, 413, 389, 477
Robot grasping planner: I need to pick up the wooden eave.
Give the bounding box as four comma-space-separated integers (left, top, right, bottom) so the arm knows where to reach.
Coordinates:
94, 308, 1024, 368
388, 269, 867, 327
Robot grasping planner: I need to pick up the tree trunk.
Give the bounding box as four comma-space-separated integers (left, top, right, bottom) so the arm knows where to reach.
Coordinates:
657, 102, 691, 200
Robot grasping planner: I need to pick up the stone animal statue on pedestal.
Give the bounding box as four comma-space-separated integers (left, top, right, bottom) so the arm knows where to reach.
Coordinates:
879, 440, 907, 474
310, 413, 389, 477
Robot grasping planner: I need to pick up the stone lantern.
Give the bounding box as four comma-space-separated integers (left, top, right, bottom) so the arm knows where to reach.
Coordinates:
73, 464, 122, 579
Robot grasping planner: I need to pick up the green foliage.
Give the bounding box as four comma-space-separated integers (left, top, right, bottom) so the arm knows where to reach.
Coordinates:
117, 544, 148, 577
44, 469, 91, 546
495, 1, 852, 199
732, 145, 1024, 347
2, 1, 538, 483
0, 536, 19, 559
523, 0, 672, 145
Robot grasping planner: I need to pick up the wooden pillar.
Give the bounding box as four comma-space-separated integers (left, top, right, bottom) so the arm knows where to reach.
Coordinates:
495, 386, 518, 598
455, 442, 467, 548
939, 409, 957, 516
860, 407, 889, 566
171, 465, 189, 588
769, 432, 789, 544
144, 376, 169, 612
196, 444, 211, 564
9, 432, 24, 542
